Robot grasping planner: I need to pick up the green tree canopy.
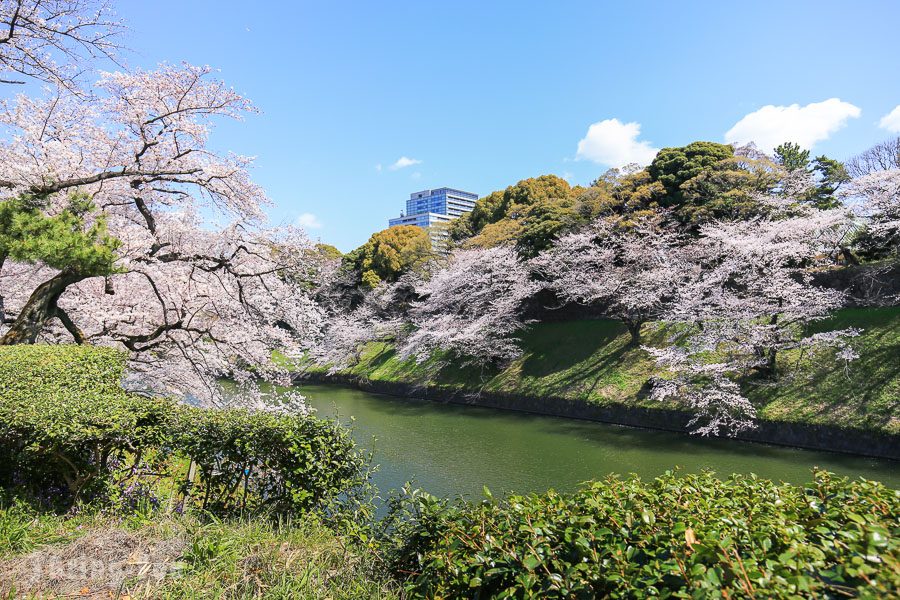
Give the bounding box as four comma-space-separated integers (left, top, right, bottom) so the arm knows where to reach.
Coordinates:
807, 155, 850, 209
775, 141, 850, 209
774, 142, 811, 172
514, 199, 579, 257
448, 140, 847, 251
645, 142, 780, 227
647, 141, 735, 203
677, 155, 777, 225
451, 175, 575, 242
0, 193, 120, 275
0, 193, 121, 344
346, 225, 432, 289
313, 243, 343, 261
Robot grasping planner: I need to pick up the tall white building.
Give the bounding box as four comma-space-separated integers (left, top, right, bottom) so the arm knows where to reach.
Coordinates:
388, 187, 478, 249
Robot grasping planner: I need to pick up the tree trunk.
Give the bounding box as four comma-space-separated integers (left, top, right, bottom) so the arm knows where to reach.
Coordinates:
624, 319, 642, 346
761, 348, 778, 379
0, 253, 6, 324
0, 270, 85, 344
754, 312, 780, 379
840, 246, 860, 266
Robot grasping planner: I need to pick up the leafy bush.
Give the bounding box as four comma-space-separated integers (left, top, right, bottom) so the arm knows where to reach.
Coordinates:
174, 406, 367, 515
0, 345, 176, 506
388, 471, 899, 598
0, 345, 366, 517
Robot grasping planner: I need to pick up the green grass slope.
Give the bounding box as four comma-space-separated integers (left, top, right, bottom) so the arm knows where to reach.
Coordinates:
310, 307, 900, 435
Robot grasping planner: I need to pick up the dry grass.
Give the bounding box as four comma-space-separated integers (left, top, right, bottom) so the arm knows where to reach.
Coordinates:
0, 527, 184, 598
0, 507, 398, 600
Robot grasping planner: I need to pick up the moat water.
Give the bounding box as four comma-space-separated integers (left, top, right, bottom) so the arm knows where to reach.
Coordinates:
291, 383, 899, 498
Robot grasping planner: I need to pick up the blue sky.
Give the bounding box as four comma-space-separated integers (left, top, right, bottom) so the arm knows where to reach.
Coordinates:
117, 1, 900, 251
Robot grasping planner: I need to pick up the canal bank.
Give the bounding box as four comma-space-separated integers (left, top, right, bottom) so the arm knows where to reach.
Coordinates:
294, 371, 900, 461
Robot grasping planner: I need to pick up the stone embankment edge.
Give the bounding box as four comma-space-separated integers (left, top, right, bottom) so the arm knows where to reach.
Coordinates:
294, 371, 900, 461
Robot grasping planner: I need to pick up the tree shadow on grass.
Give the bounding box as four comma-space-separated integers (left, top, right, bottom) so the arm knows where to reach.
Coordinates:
520, 319, 626, 379
434, 360, 500, 388
749, 308, 900, 431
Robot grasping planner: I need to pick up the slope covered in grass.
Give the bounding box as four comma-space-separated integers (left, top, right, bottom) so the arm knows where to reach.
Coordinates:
309, 307, 900, 435
750, 307, 900, 433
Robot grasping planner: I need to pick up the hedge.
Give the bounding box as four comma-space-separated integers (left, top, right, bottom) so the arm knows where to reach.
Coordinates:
389, 470, 900, 598
0, 344, 366, 516
174, 405, 367, 515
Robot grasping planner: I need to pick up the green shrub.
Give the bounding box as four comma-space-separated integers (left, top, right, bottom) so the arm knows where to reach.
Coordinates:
174, 406, 367, 515
388, 471, 899, 598
0, 345, 177, 506
0, 345, 366, 518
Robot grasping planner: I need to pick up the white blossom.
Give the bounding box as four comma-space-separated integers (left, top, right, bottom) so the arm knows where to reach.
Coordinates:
530, 218, 689, 344
0, 0, 124, 91
643, 211, 861, 434
847, 169, 900, 252
399, 246, 539, 366
0, 64, 324, 407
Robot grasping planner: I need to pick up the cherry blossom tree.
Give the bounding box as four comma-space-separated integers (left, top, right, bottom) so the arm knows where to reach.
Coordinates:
684, 210, 859, 370
847, 168, 900, 257
643, 211, 861, 434
398, 246, 539, 366
0, 0, 124, 90
0, 63, 324, 405
311, 274, 414, 373
643, 347, 758, 437
530, 218, 688, 345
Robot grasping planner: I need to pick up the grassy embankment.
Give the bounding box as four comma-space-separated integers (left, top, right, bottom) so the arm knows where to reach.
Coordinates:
304, 307, 900, 435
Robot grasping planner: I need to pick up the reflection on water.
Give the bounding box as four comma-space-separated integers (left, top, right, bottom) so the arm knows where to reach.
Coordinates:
291, 383, 899, 499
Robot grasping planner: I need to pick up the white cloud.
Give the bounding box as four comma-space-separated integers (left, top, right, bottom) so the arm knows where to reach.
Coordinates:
878, 105, 900, 133
389, 156, 422, 170
297, 212, 322, 229
375, 163, 382, 172
575, 118, 659, 167
724, 98, 861, 153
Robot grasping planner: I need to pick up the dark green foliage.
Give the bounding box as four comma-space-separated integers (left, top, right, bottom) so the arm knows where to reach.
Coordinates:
0, 193, 119, 275
515, 199, 578, 257
647, 141, 734, 203
451, 175, 574, 243
0, 345, 174, 506
447, 210, 476, 240
389, 471, 899, 598
774, 142, 811, 172
0, 345, 367, 517
0, 194, 122, 344
676, 156, 774, 226
774, 142, 850, 210
344, 225, 432, 289
808, 155, 850, 210
642, 142, 787, 228
643, 141, 781, 229
462, 190, 505, 234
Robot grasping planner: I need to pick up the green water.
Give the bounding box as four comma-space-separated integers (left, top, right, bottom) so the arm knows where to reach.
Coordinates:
296, 383, 899, 498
